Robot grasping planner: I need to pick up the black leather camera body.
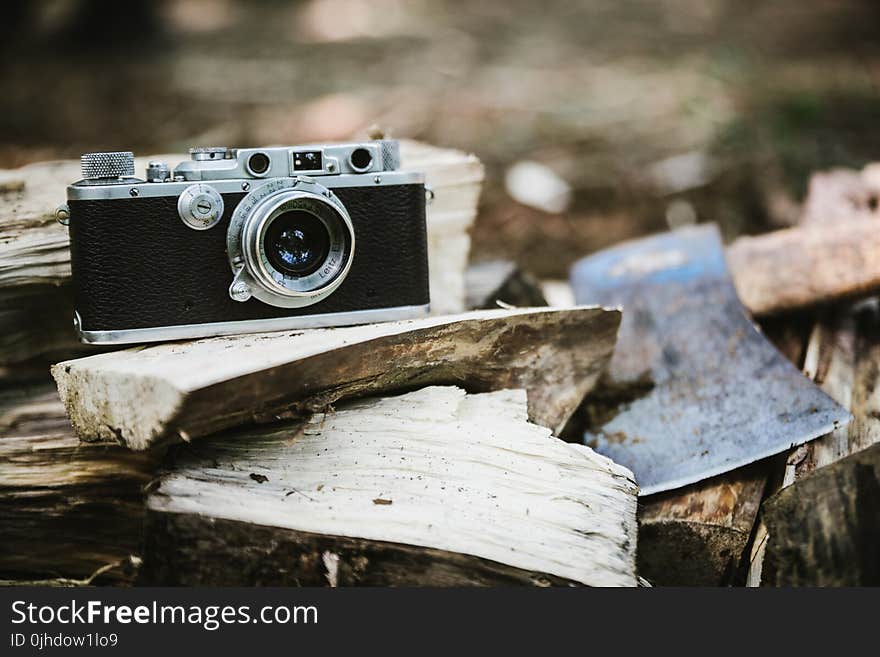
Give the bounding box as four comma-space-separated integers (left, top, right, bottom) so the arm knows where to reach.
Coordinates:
63, 141, 430, 344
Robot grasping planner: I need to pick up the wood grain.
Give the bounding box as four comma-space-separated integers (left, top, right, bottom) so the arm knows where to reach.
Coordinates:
760, 442, 880, 586
637, 462, 768, 585
0, 384, 161, 584
141, 387, 638, 586
52, 306, 621, 451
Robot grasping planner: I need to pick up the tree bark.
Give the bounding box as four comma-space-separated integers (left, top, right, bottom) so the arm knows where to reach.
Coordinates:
760, 442, 880, 586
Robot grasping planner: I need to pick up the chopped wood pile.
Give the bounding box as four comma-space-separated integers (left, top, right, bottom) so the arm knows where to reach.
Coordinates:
1, 144, 879, 587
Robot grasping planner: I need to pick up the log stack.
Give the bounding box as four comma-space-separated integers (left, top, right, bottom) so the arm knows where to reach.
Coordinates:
3, 140, 879, 587
0, 382, 160, 585
746, 165, 880, 586
0, 142, 643, 587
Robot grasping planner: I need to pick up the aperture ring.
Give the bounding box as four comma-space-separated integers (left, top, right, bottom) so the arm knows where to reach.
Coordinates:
226, 178, 356, 309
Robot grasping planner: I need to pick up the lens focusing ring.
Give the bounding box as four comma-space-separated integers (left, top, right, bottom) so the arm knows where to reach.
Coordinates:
245, 196, 349, 296
227, 178, 355, 309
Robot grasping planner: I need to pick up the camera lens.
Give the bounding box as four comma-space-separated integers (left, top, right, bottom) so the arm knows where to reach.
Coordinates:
247, 152, 271, 176
349, 148, 373, 171
229, 181, 356, 308
264, 210, 331, 277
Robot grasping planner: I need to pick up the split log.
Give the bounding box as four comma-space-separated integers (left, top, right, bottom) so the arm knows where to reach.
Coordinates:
749, 302, 880, 586
0, 384, 161, 585
747, 164, 880, 586
798, 304, 880, 474
465, 260, 547, 309
0, 159, 98, 366
0, 141, 483, 365
636, 462, 769, 586
759, 441, 880, 586
728, 163, 880, 317
727, 217, 880, 317
52, 306, 620, 451
141, 386, 638, 586
398, 140, 484, 315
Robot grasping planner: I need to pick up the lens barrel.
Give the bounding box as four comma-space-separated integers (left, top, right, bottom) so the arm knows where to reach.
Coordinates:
226, 178, 356, 309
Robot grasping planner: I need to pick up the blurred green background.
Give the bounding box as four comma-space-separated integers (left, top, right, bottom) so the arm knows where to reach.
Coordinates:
2, 0, 879, 276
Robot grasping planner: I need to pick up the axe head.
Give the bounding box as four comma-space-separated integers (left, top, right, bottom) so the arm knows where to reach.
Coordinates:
571, 224, 850, 495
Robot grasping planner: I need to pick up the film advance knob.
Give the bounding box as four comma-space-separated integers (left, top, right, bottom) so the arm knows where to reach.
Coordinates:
177, 184, 225, 230
80, 152, 135, 180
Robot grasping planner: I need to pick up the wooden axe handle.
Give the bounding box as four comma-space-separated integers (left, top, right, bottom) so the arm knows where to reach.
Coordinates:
726, 217, 880, 317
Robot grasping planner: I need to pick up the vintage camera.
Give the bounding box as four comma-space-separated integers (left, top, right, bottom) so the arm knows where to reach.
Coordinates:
61, 140, 430, 344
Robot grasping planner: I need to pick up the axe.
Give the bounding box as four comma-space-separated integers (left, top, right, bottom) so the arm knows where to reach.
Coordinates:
570, 218, 880, 494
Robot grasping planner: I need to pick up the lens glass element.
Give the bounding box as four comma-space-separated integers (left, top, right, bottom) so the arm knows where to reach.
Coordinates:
264, 210, 331, 277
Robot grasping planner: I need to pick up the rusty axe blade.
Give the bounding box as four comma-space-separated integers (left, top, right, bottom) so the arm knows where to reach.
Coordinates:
570, 223, 850, 495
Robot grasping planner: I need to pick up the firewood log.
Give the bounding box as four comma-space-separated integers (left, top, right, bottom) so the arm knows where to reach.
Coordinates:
140, 386, 638, 586
727, 217, 880, 317
749, 302, 880, 585
0, 384, 161, 585
52, 306, 620, 451
636, 463, 769, 586
759, 441, 880, 586
748, 164, 880, 586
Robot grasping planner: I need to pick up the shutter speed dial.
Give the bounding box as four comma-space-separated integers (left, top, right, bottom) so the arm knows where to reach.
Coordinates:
177, 184, 224, 230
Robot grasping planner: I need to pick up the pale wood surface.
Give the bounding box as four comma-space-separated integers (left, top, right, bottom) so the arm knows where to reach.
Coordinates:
52, 306, 620, 451
143, 387, 638, 586
799, 305, 880, 475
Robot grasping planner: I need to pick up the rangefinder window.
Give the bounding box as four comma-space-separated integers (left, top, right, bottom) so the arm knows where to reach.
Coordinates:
293, 151, 323, 172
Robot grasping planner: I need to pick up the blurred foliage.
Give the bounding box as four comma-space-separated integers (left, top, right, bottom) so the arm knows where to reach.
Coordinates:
1, 0, 879, 275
